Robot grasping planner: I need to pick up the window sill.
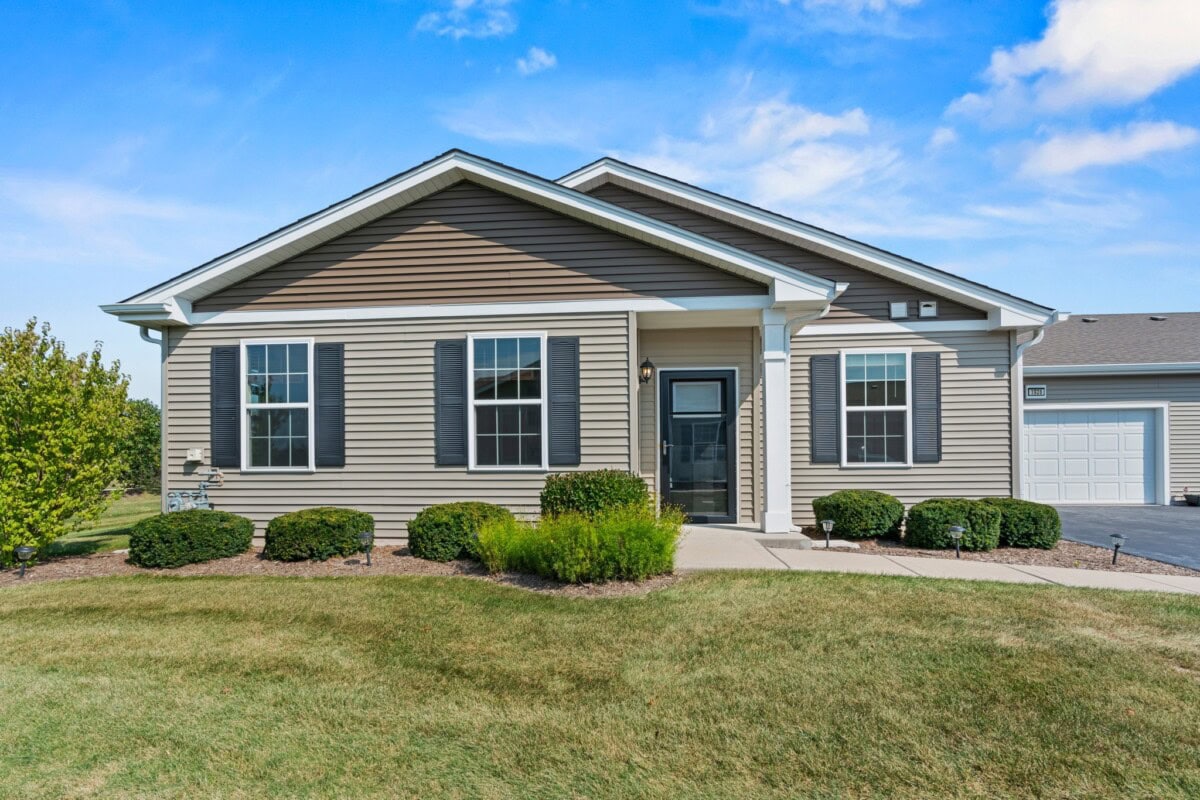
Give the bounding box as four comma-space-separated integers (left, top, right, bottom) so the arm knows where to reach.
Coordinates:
839, 463, 913, 470
240, 467, 317, 474
467, 466, 549, 474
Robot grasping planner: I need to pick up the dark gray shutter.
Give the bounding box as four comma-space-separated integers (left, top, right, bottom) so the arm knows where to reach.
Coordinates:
809, 354, 840, 464
434, 339, 468, 466
210, 346, 240, 468
547, 336, 581, 466
912, 351, 942, 463
314, 343, 345, 467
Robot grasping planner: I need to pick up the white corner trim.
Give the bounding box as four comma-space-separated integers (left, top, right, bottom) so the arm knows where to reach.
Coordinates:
560, 159, 1058, 325
1024, 362, 1200, 376
794, 319, 991, 336
110, 151, 839, 313
1022, 402, 1171, 505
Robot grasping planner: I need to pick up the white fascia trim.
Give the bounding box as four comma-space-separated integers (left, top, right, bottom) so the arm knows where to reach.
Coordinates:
99, 298, 191, 326
187, 294, 776, 327
116, 152, 836, 310
1023, 402, 1170, 505
561, 160, 1057, 326
1024, 362, 1200, 376
795, 319, 991, 336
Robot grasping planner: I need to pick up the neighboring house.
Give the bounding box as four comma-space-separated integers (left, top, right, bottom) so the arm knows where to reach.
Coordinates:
1022, 313, 1200, 506
103, 150, 1063, 538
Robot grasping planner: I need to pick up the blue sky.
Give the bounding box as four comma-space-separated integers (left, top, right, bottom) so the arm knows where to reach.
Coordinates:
2, 0, 1198, 400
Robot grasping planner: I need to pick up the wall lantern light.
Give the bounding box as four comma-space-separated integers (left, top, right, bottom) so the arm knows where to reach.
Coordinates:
638, 357, 656, 385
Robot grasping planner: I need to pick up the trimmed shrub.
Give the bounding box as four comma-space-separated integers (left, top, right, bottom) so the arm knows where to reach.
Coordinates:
980, 497, 1062, 549
407, 502, 514, 562
263, 507, 374, 562
128, 509, 253, 568
811, 490, 905, 540
540, 470, 649, 518
905, 499, 1001, 551
477, 502, 682, 583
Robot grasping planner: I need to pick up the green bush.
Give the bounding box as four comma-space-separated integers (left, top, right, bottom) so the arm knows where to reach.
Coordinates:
407, 502, 514, 562
263, 507, 374, 562
477, 502, 682, 583
980, 498, 1062, 549
811, 490, 905, 540
540, 470, 650, 518
905, 499, 1001, 551
128, 509, 253, 568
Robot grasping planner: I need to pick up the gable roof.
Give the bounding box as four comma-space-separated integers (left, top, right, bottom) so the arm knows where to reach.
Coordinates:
104, 150, 841, 326
1025, 312, 1200, 374
559, 157, 1057, 329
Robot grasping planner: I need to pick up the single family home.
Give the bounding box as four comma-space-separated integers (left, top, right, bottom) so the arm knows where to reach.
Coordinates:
104, 149, 1070, 538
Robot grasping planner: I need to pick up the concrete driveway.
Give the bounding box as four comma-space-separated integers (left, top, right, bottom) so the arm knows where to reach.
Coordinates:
1057, 505, 1200, 570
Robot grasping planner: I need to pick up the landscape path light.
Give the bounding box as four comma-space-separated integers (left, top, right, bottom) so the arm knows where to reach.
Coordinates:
1110, 532, 1127, 565
948, 526, 965, 559
820, 519, 834, 549
359, 530, 374, 567
15, 546, 35, 579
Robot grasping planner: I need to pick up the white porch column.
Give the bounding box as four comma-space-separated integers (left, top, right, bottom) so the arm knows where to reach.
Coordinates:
760, 308, 793, 533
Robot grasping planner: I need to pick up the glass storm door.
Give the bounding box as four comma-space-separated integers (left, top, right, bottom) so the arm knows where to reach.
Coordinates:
660, 371, 737, 523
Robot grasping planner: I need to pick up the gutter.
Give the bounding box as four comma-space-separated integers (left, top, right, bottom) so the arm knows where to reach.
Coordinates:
1025, 362, 1200, 377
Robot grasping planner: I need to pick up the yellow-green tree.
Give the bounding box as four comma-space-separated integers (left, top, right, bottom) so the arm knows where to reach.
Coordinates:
0, 320, 130, 565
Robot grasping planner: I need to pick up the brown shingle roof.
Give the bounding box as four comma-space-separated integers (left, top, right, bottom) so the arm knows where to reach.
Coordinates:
1026, 313, 1200, 366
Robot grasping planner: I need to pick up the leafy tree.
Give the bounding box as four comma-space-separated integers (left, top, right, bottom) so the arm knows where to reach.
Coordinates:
119, 398, 161, 492
0, 320, 130, 565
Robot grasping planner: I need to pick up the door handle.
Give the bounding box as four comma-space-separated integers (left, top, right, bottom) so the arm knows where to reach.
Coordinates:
661, 440, 673, 456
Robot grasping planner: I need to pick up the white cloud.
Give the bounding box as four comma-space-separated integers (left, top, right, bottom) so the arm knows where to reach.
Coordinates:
1019, 121, 1200, 177
516, 46, 556, 76
951, 0, 1200, 117
926, 126, 957, 150
618, 96, 894, 206
416, 0, 516, 40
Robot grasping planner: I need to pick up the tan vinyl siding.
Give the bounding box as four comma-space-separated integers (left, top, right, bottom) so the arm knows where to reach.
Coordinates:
791, 329, 1013, 524
1025, 374, 1200, 500
587, 183, 985, 324
637, 327, 759, 523
194, 181, 766, 312
164, 313, 632, 538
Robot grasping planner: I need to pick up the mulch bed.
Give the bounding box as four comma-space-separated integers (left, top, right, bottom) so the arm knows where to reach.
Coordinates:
854, 538, 1200, 576
0, 547, 680, 597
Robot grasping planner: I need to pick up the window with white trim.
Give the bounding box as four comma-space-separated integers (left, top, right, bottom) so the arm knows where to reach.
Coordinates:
243, 340, 314, 470
843, 351, 910, 465
468, 334, 546, 468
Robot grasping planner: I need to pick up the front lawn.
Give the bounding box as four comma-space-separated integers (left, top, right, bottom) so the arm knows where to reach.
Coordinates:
2, 573, 1199, 798
46, 493, 161, 556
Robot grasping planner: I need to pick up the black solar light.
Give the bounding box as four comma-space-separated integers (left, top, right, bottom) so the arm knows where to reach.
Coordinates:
948, 526, 965, 559
821, 519, 834, 549
1110, 532, 1127, 565
359, 530, 374, 567
15, 546, 35, 578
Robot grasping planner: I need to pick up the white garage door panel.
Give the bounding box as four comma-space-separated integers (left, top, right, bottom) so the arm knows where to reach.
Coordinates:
1023, 409, 1157, 504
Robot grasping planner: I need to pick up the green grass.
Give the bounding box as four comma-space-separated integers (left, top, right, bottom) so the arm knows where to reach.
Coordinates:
46, 494, 161, 557
2, 572, 1199, 799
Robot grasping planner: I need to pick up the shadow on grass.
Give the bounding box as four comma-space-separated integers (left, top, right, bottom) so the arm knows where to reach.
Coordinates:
46, 528, 132, 557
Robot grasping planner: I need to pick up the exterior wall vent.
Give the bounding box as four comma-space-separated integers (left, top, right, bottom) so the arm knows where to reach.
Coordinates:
1081, 317, 1098, 323
889, 301, 909, 319
1150, 315, 1167, 321
918, 301, 938, 318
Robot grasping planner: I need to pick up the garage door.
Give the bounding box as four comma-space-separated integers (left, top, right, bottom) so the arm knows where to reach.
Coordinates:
1023, 409, 1157, 504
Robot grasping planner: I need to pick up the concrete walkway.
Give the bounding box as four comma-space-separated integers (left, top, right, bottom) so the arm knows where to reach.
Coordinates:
677, 525, 1200, 595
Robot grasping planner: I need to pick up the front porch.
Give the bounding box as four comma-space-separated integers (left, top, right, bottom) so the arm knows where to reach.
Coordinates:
634, 307, 805, 533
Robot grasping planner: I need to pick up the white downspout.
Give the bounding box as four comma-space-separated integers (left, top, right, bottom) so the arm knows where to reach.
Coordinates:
138, 326, 167, 511
1011, 313, 1064, 499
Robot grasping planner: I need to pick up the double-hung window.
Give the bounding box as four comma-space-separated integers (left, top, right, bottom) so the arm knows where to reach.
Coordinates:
242, 339, 315, 471
468, 333, 547, 469
842, 350, 910, 466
